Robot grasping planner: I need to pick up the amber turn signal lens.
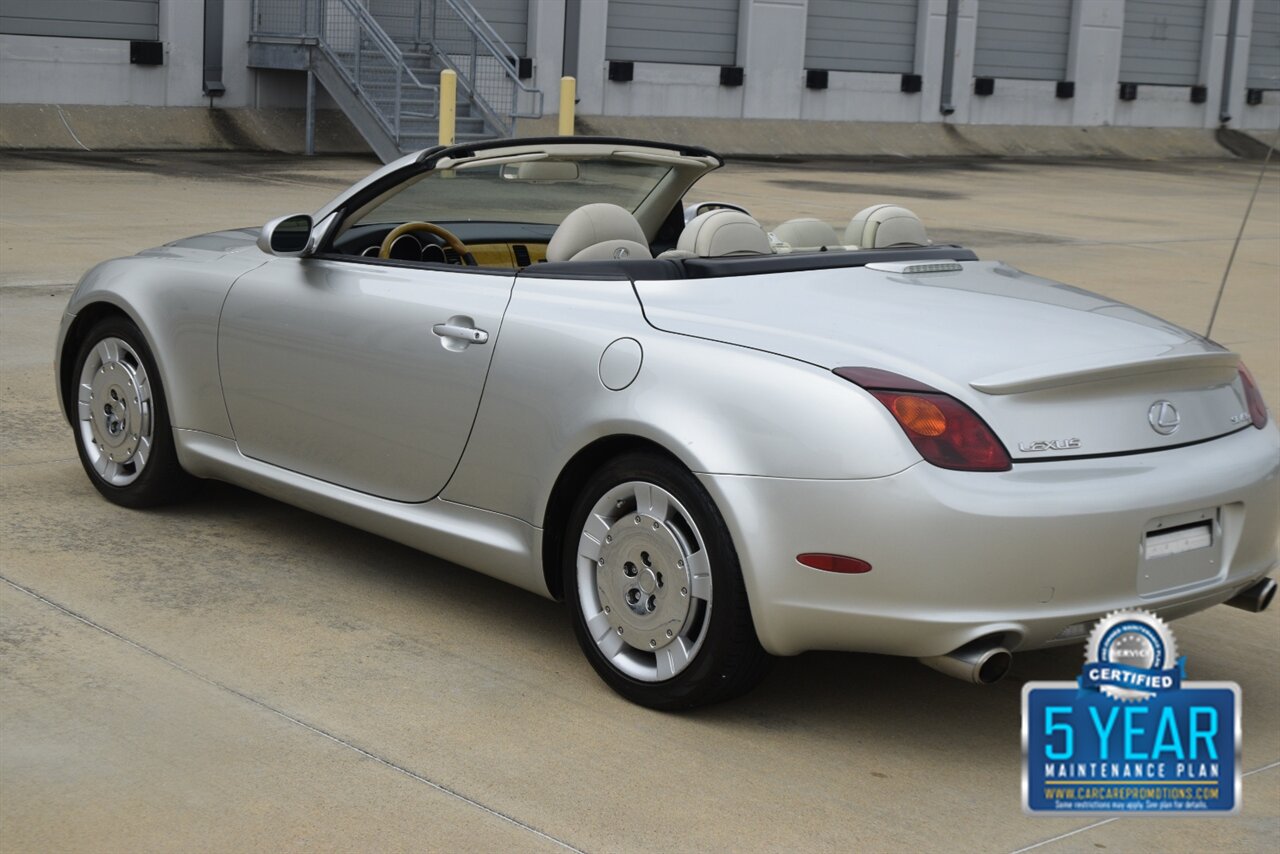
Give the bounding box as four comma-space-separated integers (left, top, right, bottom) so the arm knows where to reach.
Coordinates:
889, 395, 947, 437
832, 367, 1012, 472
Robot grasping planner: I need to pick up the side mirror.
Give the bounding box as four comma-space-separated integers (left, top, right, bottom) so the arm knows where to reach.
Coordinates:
258, 213, 314, 256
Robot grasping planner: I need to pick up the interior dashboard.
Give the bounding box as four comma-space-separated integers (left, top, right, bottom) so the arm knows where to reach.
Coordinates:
332, 221, 555, 269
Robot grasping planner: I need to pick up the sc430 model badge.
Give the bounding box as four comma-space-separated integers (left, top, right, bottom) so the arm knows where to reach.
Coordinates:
1022, 609, 1242, 814
1018, 438, 1082, 453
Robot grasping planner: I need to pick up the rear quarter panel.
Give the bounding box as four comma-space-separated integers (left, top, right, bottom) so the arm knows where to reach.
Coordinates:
442, 274, 921, 527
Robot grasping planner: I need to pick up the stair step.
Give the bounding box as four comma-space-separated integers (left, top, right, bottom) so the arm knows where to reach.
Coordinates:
299, 37, 517, 161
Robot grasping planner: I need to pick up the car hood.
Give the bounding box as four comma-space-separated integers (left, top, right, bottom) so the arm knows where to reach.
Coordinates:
137, 228, 261, 260
634, 261, 1251, 459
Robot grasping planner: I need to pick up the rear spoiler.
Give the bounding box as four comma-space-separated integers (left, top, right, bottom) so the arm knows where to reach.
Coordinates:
971, 349, 1240, 395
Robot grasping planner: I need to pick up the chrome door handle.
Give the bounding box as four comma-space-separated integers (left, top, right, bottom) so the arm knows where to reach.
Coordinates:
432, 323, 488, 344
432, 316, 489, 350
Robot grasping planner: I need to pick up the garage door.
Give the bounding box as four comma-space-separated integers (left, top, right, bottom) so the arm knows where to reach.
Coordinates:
973, 0, 1071, 81
606, 0, 738, 66
0, 0, 159, 40
804, 0, 917, 74
1120, 0, 1207, 86
1247, 0, 1279, 90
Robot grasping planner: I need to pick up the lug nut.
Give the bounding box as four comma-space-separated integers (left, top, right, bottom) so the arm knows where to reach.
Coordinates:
666, 629, 673, 638
649, 639, 657, 648
616, 627, 624, 635
634, 515, 641, 524
680, 587, 687, 597
652, 522, 659, 530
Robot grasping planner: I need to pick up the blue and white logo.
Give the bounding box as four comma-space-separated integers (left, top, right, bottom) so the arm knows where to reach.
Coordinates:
1023, 609, 1241, 814
1081, 610, 1183, 701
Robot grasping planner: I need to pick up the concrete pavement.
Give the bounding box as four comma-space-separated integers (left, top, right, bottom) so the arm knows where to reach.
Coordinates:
1, 150, 1277, 852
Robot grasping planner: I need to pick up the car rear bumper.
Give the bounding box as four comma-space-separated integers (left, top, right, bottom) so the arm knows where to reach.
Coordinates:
700, 424, 1280, 658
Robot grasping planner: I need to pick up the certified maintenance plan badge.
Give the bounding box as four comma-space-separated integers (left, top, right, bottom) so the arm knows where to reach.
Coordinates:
1022, 609, 1241, 814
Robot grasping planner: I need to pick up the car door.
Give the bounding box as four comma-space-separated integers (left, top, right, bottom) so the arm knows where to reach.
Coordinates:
217, 257, 513, 502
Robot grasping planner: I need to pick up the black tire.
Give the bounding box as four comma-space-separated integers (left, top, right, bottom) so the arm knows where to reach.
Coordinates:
563, 452, 771, 709
70, 316, 193, 508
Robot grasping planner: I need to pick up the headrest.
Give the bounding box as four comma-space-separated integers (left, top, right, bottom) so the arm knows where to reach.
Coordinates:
547, 203, 648, 262
845, 204, 929, 248
772, 218, 841, 250
677, 209, 772, 257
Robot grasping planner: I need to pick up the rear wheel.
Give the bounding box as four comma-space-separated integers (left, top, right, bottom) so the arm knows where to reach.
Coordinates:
71, 317, 191, 508
564, 452, 770, 709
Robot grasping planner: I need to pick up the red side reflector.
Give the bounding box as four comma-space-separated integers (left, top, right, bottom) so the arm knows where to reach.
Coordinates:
797, 553, 873, 574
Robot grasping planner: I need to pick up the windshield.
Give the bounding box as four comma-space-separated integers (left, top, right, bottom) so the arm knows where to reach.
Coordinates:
349, 157, 674, 228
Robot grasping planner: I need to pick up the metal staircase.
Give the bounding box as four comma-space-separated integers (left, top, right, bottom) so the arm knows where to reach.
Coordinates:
249, 0, 542, 161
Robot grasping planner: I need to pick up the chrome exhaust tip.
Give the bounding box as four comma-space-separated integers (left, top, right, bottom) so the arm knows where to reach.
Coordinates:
1225, 577, 1276, 613
919, 640, 1012, 685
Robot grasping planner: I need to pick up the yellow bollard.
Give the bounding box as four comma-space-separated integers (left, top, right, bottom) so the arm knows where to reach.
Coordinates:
439, 69, 457, 146
558, 76, 576, 135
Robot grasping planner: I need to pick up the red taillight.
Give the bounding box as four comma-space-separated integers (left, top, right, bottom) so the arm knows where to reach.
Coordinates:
1239, 364, 1269, 429
796, 553, 873, 574
834, 367, 1012, 472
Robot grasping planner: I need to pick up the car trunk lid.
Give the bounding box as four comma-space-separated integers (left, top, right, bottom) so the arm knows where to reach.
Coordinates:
634, 261, 1251, 459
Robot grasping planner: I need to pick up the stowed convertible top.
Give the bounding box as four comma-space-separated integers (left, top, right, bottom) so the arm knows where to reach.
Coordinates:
521, 245, 980, 281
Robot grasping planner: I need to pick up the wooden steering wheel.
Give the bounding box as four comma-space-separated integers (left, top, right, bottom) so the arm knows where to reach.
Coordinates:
379, 221, 478, 266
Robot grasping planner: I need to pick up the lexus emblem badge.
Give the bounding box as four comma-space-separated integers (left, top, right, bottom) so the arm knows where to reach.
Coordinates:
1148, 400, 1180, 435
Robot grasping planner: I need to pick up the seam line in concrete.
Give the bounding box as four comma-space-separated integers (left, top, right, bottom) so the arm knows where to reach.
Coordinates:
0, 457, 77, 468
1007, 759, 1280, 853
0, 573, 588, 854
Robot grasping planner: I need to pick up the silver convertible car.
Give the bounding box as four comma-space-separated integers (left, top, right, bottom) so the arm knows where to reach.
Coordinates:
56, 138, 1278, 709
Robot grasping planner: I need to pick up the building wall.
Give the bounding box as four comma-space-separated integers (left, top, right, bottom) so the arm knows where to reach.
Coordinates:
1, 0, 1277, 130
561, 0, 1279, 131
0, 0, 256, 108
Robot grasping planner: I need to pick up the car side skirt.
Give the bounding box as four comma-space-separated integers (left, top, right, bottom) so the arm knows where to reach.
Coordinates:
174, 429, 552, 599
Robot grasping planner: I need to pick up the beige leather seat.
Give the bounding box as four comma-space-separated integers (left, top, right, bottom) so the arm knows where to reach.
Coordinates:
773, 217, 841, 251
660, 209, 773, 259
546, 203, 653, 262
845, 204, 929, 249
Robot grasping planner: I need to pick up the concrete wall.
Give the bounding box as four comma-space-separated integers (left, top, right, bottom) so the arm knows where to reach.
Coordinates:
1, 0, 1277, 133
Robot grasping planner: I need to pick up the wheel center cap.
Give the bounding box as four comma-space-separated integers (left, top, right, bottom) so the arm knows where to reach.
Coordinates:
89, 365, 142, 458
596, 513, 693, 648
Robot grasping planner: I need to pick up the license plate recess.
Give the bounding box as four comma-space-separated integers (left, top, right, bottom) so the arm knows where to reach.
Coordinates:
1138, 508, 1222, 596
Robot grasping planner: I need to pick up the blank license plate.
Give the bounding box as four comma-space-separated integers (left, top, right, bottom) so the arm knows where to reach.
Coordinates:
1145, 522, 1213, 559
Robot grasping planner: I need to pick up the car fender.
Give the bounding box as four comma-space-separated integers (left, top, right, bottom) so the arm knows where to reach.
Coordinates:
57, 254, 267, 438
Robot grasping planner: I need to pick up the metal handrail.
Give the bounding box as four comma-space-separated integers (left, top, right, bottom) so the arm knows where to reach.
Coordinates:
318, 0, 439, 142
324, 0, 440, 141
331, 0, 402, 68
250, 0, 542, 143
433, 0, 544, 133
442, 0, 543, 105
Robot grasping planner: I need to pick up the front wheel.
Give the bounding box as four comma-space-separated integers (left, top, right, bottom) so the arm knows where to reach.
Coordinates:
70, 317, 192, 508
564, 453, 770, 709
